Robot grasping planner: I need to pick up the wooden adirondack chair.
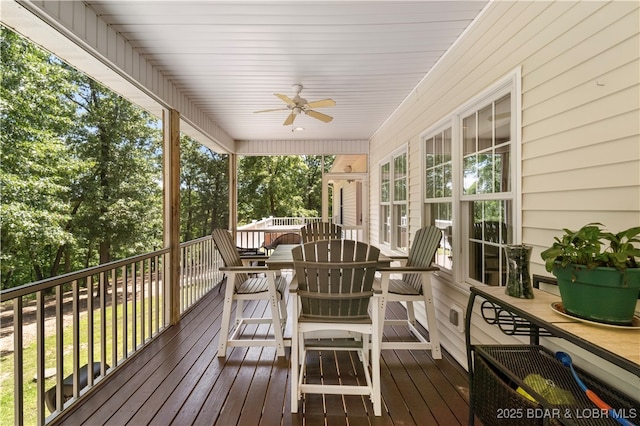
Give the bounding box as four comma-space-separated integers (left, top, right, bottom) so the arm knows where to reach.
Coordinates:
290, 239, 382, 416
300, 222, 343, 242
377, 226, 443, 358
211, 229, 287, 357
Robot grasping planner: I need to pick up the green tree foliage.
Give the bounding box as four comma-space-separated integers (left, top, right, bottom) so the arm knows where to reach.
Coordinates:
66, 76, 163, 265
1, 27, 162, 289
237, 155, 331, 225
302, 155, 323, 212
180, 136, 228, 240
1, 28, 85, 286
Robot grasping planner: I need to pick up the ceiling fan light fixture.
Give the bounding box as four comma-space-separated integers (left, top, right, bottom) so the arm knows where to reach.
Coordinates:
254, 84, 335, 126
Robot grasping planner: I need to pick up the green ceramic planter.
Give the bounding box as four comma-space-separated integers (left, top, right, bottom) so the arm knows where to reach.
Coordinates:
553, 264, 640, 325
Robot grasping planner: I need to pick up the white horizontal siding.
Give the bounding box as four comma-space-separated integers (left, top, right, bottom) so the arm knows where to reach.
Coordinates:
519, 1, 640, 274
369, 0, 640, 385
341, 183, 358, 226
523, 109, 639, 158
523, 187, 639, 212
524, 160, 639, 193
524, 134, 639, 176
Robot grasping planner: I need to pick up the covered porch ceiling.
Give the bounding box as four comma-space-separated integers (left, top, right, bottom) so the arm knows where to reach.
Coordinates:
5, 1, 488, 146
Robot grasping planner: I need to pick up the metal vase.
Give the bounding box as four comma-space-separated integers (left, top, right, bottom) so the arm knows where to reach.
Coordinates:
504, 244, 534, 299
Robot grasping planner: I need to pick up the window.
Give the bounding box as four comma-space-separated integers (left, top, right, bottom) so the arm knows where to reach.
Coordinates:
468, 200, 512, 285
380, 150, 408, 251
380, 162, 391, 244
463, 93, 514, 286
423, 72, 519, 286
424, 127, 453, 270
463, 94, 512, 196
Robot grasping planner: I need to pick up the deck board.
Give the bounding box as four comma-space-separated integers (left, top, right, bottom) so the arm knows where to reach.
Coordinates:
51, 282, 474, 426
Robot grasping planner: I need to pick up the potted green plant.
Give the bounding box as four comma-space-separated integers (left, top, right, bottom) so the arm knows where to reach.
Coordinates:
540, 223, 640, 325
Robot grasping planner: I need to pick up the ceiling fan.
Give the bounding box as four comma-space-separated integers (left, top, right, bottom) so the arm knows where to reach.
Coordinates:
254, 84, 335, 126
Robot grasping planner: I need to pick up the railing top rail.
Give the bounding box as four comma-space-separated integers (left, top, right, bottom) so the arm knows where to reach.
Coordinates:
238, 217, 323, 230
238, 227, 304, 232
1, 247, 170, 301
180, 235, 213, 247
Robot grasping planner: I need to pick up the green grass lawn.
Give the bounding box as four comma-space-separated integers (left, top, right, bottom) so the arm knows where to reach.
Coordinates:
0, 295, 163, 426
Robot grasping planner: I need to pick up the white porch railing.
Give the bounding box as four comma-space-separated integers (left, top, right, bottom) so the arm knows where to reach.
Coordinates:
236, 217, 365, 248
180, 236, 223, 312
1, 219, 366, 425
241, 216, 323, 230
0, 238, 221, 426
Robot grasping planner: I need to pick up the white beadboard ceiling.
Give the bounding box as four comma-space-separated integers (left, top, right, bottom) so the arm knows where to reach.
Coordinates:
83, 1, 488, 142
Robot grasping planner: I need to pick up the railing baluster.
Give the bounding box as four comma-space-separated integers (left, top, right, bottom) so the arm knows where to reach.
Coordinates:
141, 260, 146, 344
196, 241, 202, 298
211, 238, 216, 289
36, 291, 45, 426
88, 275, 94, 386
72, 279, 80, 400
146, 257, 152, 338
194, 244, 198, 301
207, 238, 213, 291
155, 254, 160, 333
190, 244, 194, 309
100, 271, 107, 375
132, 262, 137, 350
162, 252, 167, 326
123, 264, 129, 356
202, 239, 207, 293
193, 243, 199, 299
111, 268, 117, 366
13, 298, 24, 426
192, 244, 197, 304
55, 285, 64, 411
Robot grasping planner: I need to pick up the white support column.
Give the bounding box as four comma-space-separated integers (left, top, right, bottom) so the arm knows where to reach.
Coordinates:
163, 108, 181, 325
322, 175, 329, 222
229, 153, 238, 235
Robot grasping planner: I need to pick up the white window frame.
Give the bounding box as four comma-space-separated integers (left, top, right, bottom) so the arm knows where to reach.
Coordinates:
379, 146, 408, 252
422, 68, 522, 286
421, 120, 454, 273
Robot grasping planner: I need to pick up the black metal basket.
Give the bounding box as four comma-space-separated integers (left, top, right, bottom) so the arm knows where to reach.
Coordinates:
472, 345, 640, 426
473, 352, 546, 426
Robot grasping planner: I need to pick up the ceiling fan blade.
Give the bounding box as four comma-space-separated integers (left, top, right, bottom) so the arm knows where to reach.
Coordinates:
283, 112, 296, 126
254, 107, 288, 113
306, 109, 333, 123
306, 98, 336, 109
275, 93, 295, 106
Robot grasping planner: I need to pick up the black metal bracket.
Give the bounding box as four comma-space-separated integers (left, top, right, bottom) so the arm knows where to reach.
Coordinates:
480, 300, 552, 337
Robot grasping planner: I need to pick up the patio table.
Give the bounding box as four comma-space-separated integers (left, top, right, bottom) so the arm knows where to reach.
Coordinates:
265, 244, 302, 270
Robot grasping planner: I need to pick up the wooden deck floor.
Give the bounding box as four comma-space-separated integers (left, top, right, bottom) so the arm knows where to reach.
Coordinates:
52, 281, 473, 426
